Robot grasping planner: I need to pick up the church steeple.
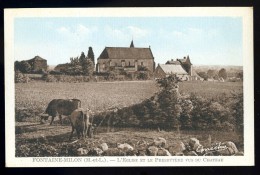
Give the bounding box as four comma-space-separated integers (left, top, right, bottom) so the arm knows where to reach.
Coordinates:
130, 40, 134, 48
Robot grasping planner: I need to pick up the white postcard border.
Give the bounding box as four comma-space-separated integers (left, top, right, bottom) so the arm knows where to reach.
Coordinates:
5, 7, 254, 167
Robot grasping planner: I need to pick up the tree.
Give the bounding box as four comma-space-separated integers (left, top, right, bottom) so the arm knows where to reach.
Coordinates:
87, 47, 95, 66
236, 71, 243, 80
70, 57, 79, 66
19, 61, 31, 73
207, 69, 216, 78
197, 72, 208, 80
157, 75, 182, 130
179, 98, 193, 130
79, 52, 86, 66
82, 59, 94, 76
15, 61, 20, 71
218, 68, 227, 80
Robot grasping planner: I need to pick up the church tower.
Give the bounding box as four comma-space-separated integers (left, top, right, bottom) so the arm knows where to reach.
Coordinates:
130, 40, 134, 48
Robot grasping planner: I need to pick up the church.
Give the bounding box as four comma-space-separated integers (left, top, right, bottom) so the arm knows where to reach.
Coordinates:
96, 40, 155, 73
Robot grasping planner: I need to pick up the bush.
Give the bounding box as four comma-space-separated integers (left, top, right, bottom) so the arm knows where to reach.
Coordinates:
91, 75, 242, 132
42, 74, 57, 82
136, 71, 150, 80
15, 71, 30, 83
15, 108, 42, 122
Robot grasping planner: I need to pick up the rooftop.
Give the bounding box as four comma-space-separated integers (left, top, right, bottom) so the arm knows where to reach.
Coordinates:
159, 64, 188, 75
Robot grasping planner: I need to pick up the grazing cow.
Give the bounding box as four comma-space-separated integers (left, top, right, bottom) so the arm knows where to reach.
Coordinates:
42, 99, 81, 125
68, 108, 92, 141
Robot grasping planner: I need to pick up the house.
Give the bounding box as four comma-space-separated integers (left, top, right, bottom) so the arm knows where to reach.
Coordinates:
165, 56, 202, 81
96, 40, 155, 73
154, 64, 189, 81
27, 56, 47, 72
155, 56, 203, 81
54, 63, 70, 72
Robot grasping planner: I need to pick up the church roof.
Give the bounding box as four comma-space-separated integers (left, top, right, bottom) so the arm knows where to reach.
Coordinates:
98, 47, 154, 60
159, 64, 188, 75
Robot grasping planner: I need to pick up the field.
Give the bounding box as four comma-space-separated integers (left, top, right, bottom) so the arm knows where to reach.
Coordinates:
15, 80, 243, 156
15, 81, 160, 113
15, 80, 243, 113
179, 81, 243, 97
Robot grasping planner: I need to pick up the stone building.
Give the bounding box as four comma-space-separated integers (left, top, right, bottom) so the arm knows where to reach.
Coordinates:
96, 41, 155, 73
27, 56, 47, 72
154, 64, 190, 81
155, 56, 202, 81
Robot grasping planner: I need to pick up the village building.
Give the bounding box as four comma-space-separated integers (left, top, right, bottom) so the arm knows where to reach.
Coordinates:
154, 64, 190, 81
26, 55, 47, 72
96, 40, 155, 73
154, 56, 202, 81
54, 63, 70, 72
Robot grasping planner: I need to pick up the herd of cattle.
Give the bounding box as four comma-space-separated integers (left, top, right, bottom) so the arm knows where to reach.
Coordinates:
41, 98, 94, 141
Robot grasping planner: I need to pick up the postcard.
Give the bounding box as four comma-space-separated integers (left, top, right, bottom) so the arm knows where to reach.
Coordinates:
5, 7, 254, 167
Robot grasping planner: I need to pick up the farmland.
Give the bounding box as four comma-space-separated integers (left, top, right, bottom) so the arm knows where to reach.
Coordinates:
15, 80, 243, 156
15, 80, 243, 113
15, 81, 160, 113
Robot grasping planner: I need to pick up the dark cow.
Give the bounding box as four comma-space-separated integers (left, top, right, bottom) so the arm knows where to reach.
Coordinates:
42, 99, 81, 125
68, 108, 93, 141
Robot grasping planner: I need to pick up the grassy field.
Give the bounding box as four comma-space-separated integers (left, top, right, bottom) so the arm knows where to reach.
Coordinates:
15, 80, 244, 156
15, 80, 243, 113
179, 81, 243, 98
15, 80, 159, 113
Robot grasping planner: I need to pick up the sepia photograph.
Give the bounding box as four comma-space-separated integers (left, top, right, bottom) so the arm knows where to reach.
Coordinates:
5, 7, 254, 167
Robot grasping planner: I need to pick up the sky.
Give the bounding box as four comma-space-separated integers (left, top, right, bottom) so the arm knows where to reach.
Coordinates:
14, 17, 243, 66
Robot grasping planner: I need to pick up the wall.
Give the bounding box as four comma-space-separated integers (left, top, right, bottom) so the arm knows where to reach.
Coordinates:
97, 58, 154, 72
154, 65, 166, 79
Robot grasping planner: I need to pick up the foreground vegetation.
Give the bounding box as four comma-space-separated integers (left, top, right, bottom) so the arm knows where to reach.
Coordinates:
15, 79, 243, 156
16, 124, 243, 157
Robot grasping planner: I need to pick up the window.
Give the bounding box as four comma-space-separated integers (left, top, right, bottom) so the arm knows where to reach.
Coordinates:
141, 62, 143, 66
121, 60, 125, 67
129, 62, 130, 66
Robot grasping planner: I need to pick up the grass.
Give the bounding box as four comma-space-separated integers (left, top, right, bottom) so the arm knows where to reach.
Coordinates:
15, 80, 244, 156
179, 81, 243, 98
15, 80, 159, 113
15, 80, 243, 114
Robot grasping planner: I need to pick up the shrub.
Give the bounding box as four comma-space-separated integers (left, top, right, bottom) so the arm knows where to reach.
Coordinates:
15, 71, 30, 83
42, 74, 57, 82
136, 71, 149, 80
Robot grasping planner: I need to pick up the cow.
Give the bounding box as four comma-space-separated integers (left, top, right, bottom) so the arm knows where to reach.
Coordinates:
68, 108, 93, 141
42, 99, 81, 125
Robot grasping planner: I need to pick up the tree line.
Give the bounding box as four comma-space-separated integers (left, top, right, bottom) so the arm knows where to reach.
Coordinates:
197, 68, 243, 81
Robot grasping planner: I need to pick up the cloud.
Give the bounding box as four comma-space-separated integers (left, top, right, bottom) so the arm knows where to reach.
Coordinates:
171, 30, 186, 38
127, 26, 149, 38
56, 24, 97, 41
106, 26, 128, 40
104, 25, 149, 41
